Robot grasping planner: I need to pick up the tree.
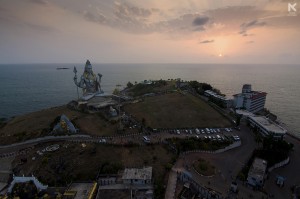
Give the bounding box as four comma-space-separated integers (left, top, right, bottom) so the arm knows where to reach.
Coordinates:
142, 118, 146, 126
113, 88, 120, 95
127, 81, 133, 88
236, 114, 242, 126
254, 133, 263, 148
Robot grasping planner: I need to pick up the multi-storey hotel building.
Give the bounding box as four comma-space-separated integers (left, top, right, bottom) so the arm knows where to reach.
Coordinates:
233, 84, 267, 113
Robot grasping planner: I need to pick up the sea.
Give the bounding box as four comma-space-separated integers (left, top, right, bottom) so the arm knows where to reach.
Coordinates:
0, 63, 299, 137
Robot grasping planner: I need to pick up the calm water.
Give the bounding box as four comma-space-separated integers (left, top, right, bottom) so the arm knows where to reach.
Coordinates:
0, 64, 299, 137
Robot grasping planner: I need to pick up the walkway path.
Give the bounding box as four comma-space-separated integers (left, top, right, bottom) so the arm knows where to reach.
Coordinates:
165, 169, 178, 199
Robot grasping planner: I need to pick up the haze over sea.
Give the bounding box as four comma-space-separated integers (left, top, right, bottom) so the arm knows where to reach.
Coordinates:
0, 64, 299, 137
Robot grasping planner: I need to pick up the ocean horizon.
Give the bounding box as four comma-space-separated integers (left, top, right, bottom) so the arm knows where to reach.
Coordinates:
1, 63, 299, 137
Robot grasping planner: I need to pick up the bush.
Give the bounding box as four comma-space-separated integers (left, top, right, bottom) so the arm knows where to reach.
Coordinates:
168, 137, 232, 152
127, 81, 134, 88
42, 157, 49, 165
99, 162, 123, 174
165, 163, 172, 171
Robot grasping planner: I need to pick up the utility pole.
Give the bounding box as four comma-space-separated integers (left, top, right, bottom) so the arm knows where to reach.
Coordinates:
73, 66, 79, 100
116, 84, 122, 130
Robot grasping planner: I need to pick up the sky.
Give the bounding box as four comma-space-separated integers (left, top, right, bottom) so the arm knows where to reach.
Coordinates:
0, 0, 299, 64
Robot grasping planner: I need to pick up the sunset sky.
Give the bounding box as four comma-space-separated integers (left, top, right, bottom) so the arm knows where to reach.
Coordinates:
0, 0, 299, 64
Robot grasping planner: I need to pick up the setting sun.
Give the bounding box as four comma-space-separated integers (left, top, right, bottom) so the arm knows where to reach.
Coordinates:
219, 53, 223, 57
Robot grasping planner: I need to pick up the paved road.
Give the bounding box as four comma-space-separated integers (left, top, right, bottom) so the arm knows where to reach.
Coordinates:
167, 124, 300, 199
0, 134, 92, 155
168, 124, 259, 198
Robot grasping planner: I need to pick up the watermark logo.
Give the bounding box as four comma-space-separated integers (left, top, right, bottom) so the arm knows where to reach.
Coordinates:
288, 3, 297, 16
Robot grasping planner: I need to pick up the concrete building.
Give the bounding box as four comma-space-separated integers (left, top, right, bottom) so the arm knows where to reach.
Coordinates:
204, 90, 233, 108
233, 84, 267, 113
247, 158, 267, 188
122, 167, 152, 185
247, 115, 287, 139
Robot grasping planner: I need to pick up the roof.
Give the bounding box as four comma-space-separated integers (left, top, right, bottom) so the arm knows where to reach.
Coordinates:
204, 90, 230, 101
236, 109, 255, 117
248, 115, 287, 134
122, 167, 152, 181
248, 158, 267, 181
248, 91, 267, 100
233, 91, 267, 99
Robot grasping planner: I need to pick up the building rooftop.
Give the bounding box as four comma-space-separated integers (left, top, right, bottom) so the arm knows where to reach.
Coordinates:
236, 109, 255, 117
248, 158, 267, 181
247, 91, 267, 100
86, 96, 117, 108
204, 90, 230, 101
233, 91, 267, 99
248, 115, 287, 134
122, 167, 152, 181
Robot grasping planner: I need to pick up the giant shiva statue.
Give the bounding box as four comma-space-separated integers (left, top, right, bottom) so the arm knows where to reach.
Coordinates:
73, 60, 103, 97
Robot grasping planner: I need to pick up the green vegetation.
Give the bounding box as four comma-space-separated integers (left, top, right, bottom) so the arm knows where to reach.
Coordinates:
113, 88, 120, 95
168, 137, 232, 153
124, 92, 231, 128
127, 81, 133, 88
14, 131, 27, 141
0, 118, 6, 129
189, 81, 212, 94
193, 158, 215, 176
0, 106, 83, 145
99, 161, 123, 174
255, 137, 293, 166
73, 114, 119, 136
11, 181, 38, 199
126, 80, 174, 97
13, 143, 175, 191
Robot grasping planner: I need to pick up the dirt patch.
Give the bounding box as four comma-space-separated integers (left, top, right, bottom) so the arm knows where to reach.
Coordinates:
74, 114, 118, 136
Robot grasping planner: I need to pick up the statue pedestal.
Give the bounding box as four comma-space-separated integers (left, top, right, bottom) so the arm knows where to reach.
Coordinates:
81, 91, 106, 101
81, 93, 96, 101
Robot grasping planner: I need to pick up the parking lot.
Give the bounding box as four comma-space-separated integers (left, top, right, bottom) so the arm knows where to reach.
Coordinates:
144, 127, 241, 144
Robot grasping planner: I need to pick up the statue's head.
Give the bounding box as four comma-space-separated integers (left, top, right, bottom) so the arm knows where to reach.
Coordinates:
84, 60, 93, 74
